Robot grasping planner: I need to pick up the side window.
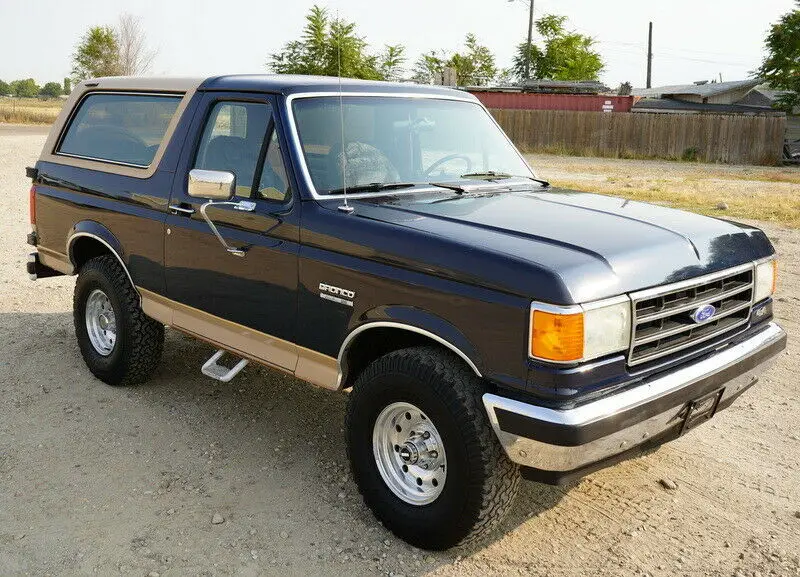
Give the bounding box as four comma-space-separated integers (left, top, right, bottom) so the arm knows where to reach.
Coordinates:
194, 101, 271, 197
58, 93, 181, 167
255, 130, 291, 202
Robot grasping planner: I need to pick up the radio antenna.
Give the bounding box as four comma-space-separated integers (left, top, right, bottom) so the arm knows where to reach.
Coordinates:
336, 11, 353, 214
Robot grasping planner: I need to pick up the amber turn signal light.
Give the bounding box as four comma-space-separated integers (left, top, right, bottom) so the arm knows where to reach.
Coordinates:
530, 310, 584, 362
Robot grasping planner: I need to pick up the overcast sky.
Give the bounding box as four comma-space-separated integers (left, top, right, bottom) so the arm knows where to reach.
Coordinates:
0, 0, 793, 89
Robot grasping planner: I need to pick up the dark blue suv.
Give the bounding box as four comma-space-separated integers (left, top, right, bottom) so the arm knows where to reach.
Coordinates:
26, 75, 786, 549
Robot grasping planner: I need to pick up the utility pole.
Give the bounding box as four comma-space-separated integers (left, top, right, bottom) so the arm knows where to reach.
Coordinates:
646, 22, 653, 89
525, 0, 535, 81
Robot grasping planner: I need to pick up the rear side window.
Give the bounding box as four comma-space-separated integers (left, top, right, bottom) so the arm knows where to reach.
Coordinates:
58, 93, 181, 167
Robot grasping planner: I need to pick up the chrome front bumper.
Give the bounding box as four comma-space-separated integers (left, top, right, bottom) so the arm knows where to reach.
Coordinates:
483, 322, 786, 484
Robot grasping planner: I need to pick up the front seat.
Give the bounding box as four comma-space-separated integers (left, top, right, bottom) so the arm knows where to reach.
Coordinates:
327, 141, 400, 190
202, 136, 257, 191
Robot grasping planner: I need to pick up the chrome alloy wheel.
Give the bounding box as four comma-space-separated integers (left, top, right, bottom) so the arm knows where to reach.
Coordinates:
85, 289, 117, 356
372, 402, 447, 505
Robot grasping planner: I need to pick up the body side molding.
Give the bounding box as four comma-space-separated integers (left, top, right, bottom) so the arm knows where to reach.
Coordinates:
137, 288, 340, 390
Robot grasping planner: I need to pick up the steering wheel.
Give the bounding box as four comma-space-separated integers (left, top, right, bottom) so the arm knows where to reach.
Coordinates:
423, 154, 473, 178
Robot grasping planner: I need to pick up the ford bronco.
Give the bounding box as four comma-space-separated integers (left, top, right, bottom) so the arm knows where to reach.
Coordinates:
25, 75, 786, 549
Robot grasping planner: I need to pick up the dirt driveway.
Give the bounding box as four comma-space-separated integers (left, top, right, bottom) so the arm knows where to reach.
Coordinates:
1, 126, 798, 577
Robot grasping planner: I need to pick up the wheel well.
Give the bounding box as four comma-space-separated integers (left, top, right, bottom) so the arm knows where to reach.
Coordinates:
340, 327, 477, 389
71, 236, 113, 271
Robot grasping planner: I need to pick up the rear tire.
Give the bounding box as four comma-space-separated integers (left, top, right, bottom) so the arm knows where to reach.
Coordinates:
346, 346, 520, 550
73, 255, 164, 386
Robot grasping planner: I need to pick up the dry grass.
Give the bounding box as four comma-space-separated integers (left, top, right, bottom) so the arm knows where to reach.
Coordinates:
528, 153, 800, 228
0, 98, 63, 125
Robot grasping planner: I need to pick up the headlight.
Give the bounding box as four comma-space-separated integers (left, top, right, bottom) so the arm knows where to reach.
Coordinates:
529, 296, 631, 363
754, 258, 777, 303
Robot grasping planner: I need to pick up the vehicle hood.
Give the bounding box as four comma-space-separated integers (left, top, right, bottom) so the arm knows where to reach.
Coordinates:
347, 188, 774, 303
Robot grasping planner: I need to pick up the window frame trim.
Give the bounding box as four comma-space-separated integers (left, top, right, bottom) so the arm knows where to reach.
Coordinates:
189, 94, 293, 207
54, 90, 186, 170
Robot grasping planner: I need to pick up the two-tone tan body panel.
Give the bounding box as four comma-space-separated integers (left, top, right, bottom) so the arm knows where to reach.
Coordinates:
139, 288, 339, 390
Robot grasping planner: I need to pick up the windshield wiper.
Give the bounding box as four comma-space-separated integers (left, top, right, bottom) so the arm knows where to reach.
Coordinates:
326, 182, 417, 195
460, 171, 550, 187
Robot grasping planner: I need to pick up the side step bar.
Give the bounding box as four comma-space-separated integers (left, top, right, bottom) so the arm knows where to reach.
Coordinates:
201, 350, 249, 382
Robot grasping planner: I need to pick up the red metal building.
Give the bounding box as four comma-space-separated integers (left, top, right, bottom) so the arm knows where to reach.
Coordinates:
468, 90, 636, 113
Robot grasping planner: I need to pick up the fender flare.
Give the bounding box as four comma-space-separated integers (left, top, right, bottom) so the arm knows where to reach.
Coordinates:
337, 306, 484, 386
66, 221, 138, 298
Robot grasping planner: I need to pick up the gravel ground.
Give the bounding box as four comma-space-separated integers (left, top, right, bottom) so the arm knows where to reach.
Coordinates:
1, 126, 798, 577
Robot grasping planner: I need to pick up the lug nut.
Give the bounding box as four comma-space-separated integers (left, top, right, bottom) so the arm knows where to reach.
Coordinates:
429, 450, 438, 459
422, 431, 430, 440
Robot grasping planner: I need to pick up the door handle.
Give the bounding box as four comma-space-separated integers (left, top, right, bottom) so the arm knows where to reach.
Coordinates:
169, 204, 195, 215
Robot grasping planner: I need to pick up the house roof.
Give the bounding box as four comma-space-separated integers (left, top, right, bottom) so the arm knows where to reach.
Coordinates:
632, 97, 785, 115
632, 79, 762, 99
520, 79, 611, 94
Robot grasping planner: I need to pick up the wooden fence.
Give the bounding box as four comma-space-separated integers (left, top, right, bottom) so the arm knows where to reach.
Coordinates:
489, 108, 787, 166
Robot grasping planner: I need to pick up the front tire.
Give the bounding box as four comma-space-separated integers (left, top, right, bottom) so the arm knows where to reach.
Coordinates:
346, 346, 520, 550
73, 255, 164, 386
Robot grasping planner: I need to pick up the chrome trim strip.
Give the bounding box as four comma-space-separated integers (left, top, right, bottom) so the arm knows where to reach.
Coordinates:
55, 152, 150, 169
631, 317, 750, 365
630, 263, 753, 301
483, 322, 785, 471
283, 91, 537, 201
635, 282, 753, 323
337, 321, 482, 386
634, 302, 752, 346
67, 232, 139, 302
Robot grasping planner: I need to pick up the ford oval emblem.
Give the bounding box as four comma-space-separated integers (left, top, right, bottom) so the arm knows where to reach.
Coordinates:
691, 304, 716, 323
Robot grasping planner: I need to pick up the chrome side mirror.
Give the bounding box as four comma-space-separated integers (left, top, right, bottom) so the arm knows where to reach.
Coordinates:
188, 169, 235, 200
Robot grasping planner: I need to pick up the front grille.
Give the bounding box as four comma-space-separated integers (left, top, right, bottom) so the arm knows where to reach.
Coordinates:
628, 264, 754, 366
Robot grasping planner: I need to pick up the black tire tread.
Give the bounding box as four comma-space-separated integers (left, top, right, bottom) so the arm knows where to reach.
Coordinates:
346, 345, 520, 548
73, 254, 164, 386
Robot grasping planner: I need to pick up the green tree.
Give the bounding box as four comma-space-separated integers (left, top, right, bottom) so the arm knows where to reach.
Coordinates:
378, 45, 406, 82
269, 5, 403, 81
412, 34, 497, 86
456, 34, 497, 86
0, 79, 10, 96
40, 82, 63, 98
10, 78, 40, 98
757, 1, 800, 112
512, 14, 604, 82
72, 26, 120, 83
63, 78, 71, 95
412, 51, 447, 84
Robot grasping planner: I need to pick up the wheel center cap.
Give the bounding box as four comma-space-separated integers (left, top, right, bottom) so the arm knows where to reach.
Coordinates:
399, 442, 419, 464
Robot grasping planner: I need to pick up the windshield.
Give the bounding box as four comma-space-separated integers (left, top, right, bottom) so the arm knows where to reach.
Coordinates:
291, 96, 534, 195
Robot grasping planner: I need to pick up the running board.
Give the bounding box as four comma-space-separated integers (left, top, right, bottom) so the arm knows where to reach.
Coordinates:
201, 350, 249, 382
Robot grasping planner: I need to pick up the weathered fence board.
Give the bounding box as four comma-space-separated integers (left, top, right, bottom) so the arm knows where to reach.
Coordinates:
489, 108, 786, 165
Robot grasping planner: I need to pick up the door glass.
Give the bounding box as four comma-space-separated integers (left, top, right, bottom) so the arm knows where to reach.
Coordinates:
256, 130, 291, 202
194, 101, 271, 197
